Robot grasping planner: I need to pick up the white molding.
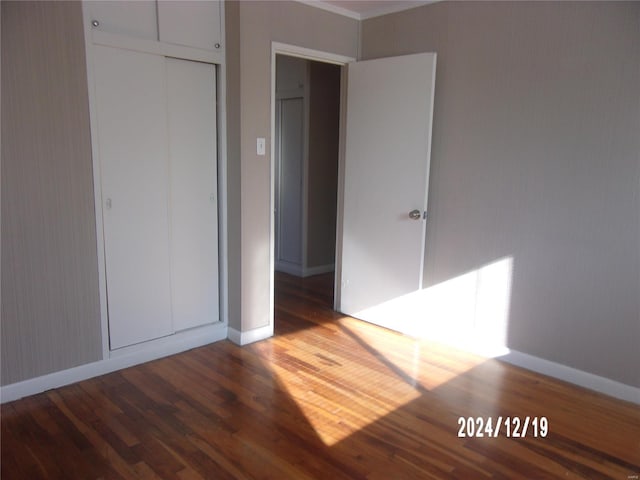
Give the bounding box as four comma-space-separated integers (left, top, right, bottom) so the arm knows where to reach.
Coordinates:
303, 263, 335, 277
82, 2, 111, 359
270, 47, 277, 350
333, 66, 349, 310
294, 0, 436, 21
4, 320, 634, 406
272, 42, 355, 67
362, 313, 640, 405
107, 323, 222, 359
498, 350, 640, 405
295, 0, 361, 20
227, 327, 241, 345
275, 262, 335, 278
0, 324, 228, 404
275, 261, 304, 277
228, 324, 273, 346
217, 0, 230, 330
358, 1, 436, 20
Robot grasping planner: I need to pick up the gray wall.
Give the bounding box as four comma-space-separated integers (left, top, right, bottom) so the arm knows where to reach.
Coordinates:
4, 0, 635, 391
276, 54, 307, 92
362, 1, 640, 387
0, 0, 357, 383
225, 0, 242, 331
237, 1, 358, 331
1, 1, 102, 385
307, 61, 340, 268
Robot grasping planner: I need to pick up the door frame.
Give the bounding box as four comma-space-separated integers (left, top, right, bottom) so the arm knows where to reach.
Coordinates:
269, 42, 354, 328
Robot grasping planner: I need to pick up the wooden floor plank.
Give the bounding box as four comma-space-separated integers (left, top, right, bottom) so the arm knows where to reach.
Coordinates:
2, 271, 639, 479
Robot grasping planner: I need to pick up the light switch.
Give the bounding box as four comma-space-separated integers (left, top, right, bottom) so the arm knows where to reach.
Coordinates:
257, 137, 266, 156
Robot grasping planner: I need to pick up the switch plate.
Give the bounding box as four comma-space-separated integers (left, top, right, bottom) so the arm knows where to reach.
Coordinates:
257, 137, 266, 156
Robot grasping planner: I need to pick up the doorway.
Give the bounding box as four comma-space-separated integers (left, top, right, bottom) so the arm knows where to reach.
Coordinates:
268, 45, 436, 344
272, 46, 348, 329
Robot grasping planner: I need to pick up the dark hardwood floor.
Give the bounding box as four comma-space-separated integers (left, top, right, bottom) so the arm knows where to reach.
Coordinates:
2, 272, 639, 479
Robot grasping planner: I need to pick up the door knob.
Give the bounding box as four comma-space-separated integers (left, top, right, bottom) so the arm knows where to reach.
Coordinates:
409, 209, 421, 220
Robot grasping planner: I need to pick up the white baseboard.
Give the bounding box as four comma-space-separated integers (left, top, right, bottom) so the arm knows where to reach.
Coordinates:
4, 317, 636, 406
275, 261, 303, 277
429, 330, 640, 404
275, 261, 334, 278
0, 322, 228, 404
353, 314, 639, 405
228, 324, 273, 346
303, 263, 334, 277
497, 349, 639, 405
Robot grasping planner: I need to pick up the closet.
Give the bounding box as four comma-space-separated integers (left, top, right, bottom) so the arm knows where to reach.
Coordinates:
85, 1, 222, 350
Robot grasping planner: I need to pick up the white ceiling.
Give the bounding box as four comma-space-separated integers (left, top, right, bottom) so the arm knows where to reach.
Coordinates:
298, 0, 435, 20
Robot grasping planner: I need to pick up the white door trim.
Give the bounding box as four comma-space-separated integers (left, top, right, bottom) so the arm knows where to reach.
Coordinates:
270, 42, 355, 335
82, 2, 111, 358
271, 42, 355, 66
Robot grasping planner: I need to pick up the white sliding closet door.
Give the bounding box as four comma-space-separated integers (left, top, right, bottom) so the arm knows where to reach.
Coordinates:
166, 58, 219, 331
93, 45, 173, 349
275, 97, 304, 268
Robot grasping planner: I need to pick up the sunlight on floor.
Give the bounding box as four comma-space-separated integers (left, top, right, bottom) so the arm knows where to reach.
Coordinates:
268, 318, 487, 446
265, 258, 512, 446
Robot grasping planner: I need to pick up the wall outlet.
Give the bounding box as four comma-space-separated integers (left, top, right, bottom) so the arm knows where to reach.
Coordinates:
257, 137, 266, 156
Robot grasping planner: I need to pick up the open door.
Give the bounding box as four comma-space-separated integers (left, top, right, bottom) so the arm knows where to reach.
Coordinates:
338, 53, 436, 328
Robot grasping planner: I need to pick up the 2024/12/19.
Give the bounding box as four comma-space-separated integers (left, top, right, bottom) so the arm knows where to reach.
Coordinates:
457, 416, 549, 438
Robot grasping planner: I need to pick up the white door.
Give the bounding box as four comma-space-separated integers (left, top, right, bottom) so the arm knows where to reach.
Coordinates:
339, 53, 437, 329
93, 45, 173, 349
166, 58, 219, 331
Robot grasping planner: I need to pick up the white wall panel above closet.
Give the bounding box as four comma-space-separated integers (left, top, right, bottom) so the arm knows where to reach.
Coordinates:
158, 1, 223, 50
86, 1, 158, 40
86, 0, 223, 52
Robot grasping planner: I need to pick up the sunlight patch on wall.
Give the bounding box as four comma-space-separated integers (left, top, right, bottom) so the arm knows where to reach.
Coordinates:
352, 256, 514, 358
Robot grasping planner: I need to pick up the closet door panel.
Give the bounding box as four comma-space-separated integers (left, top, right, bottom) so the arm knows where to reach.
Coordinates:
93, 45, 173, 349
166, 58, 219, 331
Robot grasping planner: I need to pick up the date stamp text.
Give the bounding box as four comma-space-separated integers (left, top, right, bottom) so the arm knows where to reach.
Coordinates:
457, 416, 549, 438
